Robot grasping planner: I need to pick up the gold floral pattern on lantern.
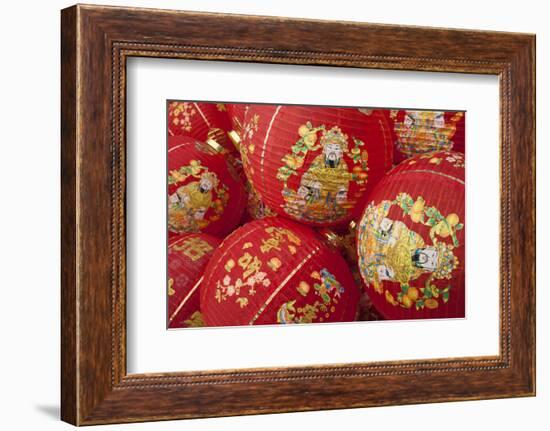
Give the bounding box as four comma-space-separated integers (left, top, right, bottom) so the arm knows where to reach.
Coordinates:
168, 160, 229, 233
277, 123, 369, 223
214, 226, 303, 307
358, 193, 463, 311
168, 102, 197, 135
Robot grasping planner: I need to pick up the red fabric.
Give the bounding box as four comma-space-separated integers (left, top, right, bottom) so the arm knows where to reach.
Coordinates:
386, 110, 465, 164
357, 151, 465, 319
168, 101, 236, 154
226, 103, 249, 135
240, 105, 393, 227
316, 226, 384, 321
200, 217, 360, 327
168, 135, 246, 237
168, 233, 221, 328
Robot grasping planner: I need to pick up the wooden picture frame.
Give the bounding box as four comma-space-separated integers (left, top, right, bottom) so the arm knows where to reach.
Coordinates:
61, 4, 536, 425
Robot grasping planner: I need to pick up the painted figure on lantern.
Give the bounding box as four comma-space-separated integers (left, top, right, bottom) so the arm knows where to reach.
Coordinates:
168, 171, 226, 232
281, 125, 362, 223
393, 110, 463, 158
359, 197, 461, 302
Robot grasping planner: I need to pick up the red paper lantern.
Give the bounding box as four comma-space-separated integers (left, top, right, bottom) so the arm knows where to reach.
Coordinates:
317, 225, 383, 321
168, 101, 236, 154
168, 233, 221, 328
240, 105, 393, 227
245, 180, 278, 221
200, 217, 360, 326
388, 110, 465, 164
357, 151, 465, 319
168, 135, 246, 237
226, 103, 249, 136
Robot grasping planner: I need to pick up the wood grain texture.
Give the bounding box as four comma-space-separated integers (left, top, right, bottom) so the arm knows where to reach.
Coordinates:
60, 4, 536, 425
60, 5, 78, 425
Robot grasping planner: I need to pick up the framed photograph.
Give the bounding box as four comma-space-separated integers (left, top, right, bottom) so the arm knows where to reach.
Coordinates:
61, 4, 535, 425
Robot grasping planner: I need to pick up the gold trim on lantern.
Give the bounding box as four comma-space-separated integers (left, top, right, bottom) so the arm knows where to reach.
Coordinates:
260, 106, 282, 191
169, 275, 204, 322
228, 130, 241, 151
193, 102, 211, 128
205, 138, 224, 153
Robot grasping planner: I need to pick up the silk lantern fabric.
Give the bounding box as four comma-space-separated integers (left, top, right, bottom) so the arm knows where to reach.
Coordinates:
168, 101, 235, 154
240, 105, 393, 227
317, 225, 384, 321
225, 103, 249, 136
168, 233, 222, 328
200, 217, 360, 327
388, 110, 465, 164
357, 151, 465, 319
168, 135, 246, 237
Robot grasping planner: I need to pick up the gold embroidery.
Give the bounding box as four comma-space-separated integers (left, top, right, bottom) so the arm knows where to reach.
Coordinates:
172, 237, 214, 262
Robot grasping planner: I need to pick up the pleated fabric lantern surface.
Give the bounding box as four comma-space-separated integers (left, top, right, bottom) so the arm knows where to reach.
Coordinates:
225, 103, 249, 137
357, 151, 465, 320
168, 135, 246, 237
317, 225, 383, 321
389, 110, 465, 164
240, 105, 394, 227
168, 101, 235, 154
168, 233, 222, 328
200, 217, 360, 327
244, 181, 278, 221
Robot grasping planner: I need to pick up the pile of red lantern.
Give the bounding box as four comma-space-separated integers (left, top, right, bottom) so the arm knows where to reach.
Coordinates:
166, 102, 466, 328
